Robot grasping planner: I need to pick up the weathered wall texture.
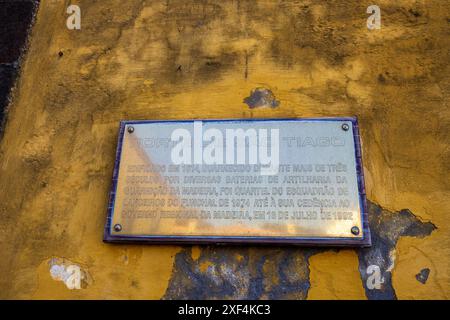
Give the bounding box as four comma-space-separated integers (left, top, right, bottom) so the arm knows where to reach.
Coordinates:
0, 0, 449, 299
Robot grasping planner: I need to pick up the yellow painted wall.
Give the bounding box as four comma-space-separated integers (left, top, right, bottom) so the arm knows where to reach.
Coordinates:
0, 0, 448, 299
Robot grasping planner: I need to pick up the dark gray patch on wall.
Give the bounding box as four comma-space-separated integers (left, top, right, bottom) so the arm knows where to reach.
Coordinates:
0, 0, 40, 137
164, 200, 436, 300
415, 268, 430, 284
244, 87, 280, 109
164, 246, 317, 300
357, 202, 436, 300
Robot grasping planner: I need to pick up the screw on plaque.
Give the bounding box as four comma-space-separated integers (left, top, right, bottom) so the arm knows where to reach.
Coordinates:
114, 224, 122, 232
342, 123, 350, 131
351, 226, 360, 235
127, 126, 134, 133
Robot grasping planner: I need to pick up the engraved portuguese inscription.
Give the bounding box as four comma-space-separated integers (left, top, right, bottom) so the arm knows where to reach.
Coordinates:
120, 162, 353, 222
106, 119, 367, 243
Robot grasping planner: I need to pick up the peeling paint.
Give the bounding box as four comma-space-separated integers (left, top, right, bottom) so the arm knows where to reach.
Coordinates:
164, 201, 436, 300
164, 246, 315, 299
357, 202, 436, 299
243, 88, 280, 109
416, 268, 430, 284
48, 258, 92, 290
386, 249, 396, 273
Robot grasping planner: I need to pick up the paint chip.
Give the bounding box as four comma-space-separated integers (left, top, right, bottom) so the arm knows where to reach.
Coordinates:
243, 87, 280, 109
48, 257, 92, 289
415, 268, 430, 284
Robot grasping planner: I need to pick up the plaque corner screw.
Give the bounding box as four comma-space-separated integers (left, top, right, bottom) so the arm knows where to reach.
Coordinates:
342, 123, 350, 131
351, 226, 360, 235
127, 126, 134, 133
113, 224, 122, 232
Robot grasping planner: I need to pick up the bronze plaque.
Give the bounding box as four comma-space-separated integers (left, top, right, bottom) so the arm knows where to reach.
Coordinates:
104, 118, 371, 246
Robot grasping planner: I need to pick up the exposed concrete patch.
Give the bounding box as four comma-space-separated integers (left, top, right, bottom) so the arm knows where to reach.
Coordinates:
243, 88, 280, 109
48, 257, 92, 290
164, 246, 316, 299
164, 200, 435, 300
415, 268, 430, 284
357, 201, 436, 299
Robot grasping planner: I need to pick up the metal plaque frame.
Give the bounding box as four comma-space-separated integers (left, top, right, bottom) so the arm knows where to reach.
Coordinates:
104, 117, 371, 247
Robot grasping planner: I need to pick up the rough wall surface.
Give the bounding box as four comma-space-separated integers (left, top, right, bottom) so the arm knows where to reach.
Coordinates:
0, 0, 448, 299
